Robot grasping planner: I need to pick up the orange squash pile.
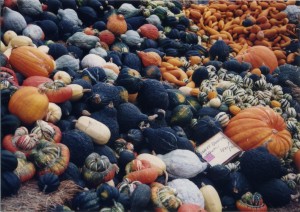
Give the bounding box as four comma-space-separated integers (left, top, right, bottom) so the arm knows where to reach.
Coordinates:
184, 0, 298, 65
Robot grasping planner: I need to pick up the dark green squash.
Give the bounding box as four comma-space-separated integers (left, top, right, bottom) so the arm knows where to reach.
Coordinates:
59, 162, 85, 187
257, 179, 293, 207
61, 129, 94, 167
130, 184, 151, 211
239, 147, 283, 183
57, 101, 73, 119
1, 114, 21, 139
1, 171, 21, 197
185, 96, 201, 115
115, 67, 142, 94
223, 171, 252, 200
167, 89, 186, 109
207, 164, 231, 186
209, 39, 230, 62
51, 205, 73, 211
141, 65, 161, 80
1, 150, 18, 172
94, 144, 118, 164
87, 82, 122, 111
191, 66, 209, 87
191, 116, 223, 145
142, 127, 178, 155
96, 183, 120, 206
170, 105, 193, 126
38, 173, 60, 193
137, 79, 169, 112
72, 191, 100, 211
117, 102, 151, 133
122, 52, 142, 72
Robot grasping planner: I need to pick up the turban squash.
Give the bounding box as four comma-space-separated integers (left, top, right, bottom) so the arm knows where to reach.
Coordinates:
224, 106, 292, 158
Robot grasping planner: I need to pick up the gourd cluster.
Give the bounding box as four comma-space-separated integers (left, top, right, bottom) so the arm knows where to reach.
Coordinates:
1, 0, 300, 211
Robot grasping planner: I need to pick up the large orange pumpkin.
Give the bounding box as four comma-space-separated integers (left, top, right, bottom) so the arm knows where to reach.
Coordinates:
9, 46, 55, 78
224, 106, 292, 158
235, 46, 278, 73
8, 86, 49, 125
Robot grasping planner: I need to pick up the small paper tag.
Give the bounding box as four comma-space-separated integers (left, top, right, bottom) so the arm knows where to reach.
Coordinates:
196, 132, 242, 166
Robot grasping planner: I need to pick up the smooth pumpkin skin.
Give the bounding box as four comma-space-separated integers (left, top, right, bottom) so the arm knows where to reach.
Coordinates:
224, 106, 292, 158
9, 46, 55, 77
235, 46, 278, 73
8, 86, 49, 125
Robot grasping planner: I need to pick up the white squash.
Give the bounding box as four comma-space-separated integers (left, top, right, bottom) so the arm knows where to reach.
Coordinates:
199, 184, 222, 212
53, 71, 72, 85
67, 84, 91, 101
75, 116, 111, 145
44, 102, 62, 123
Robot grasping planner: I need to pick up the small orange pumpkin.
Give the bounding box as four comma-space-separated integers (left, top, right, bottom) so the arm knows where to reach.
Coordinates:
293, 149, 300, 172
9, 46, 55, 78
224, 106, 292, 158
8, 86, 49, 125
235, 46, 278, 73
107, 14, 127, 36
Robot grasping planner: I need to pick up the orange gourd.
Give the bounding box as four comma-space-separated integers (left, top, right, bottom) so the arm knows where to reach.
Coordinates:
235, 46, 278, 73
8, 86, 49, 125
138, 24, 159, 40
224, 106, 292, 158
137, 51, 162, 67
9, 46, 55, 78
107, 14, 127, 35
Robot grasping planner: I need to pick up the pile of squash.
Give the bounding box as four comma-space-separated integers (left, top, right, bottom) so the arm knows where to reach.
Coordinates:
1, 0, 300, 211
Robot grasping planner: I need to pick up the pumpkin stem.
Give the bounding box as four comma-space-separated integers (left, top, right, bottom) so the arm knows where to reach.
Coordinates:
163, 169, 168, 186
82, 89, 92, 93
148, 114, 158, 121
93, 94, 101, 104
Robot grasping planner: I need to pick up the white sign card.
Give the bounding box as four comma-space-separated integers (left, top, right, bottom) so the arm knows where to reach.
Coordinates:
196, 132, 242, 166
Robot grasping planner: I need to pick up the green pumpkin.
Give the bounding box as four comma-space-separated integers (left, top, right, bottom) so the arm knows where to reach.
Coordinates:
72, 191, 100, 211
38, 173, 60, 193
1, 171, 21, 197
1, 150, 18, 172
110, 42, 130, 53
167, 89, 186, 109
170, 105, 193, 126
185, 96, 201, 115
82, 153, 117, 188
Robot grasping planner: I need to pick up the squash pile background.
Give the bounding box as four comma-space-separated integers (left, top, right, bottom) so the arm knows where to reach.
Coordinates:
1, 0, 300, 211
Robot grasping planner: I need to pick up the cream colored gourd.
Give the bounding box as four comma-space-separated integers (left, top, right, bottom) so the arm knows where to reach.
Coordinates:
199, 184, 222, 212
75, 116, 111, 145
208, 97, 221, 108
53, 71, 72, 85
3, 30, 17, 45
37, 45, 49, 54
136, 153, 166, 175
8, 35, 34, 48
67, 84, 91, 101
44, 102, 62, 123
0, 41, 8, 53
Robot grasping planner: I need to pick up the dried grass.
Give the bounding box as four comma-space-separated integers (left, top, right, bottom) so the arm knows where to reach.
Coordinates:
1, 180, 83, 212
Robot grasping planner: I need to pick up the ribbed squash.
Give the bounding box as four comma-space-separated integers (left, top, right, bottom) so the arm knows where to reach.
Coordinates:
9, 46, 55, 77
224, 106, 292, 158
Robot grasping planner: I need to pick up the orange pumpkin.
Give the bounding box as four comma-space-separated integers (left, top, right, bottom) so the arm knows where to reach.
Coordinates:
235, 46, 278, 73
9, 46, 55, 78
224, 106, 292, 158
8, 86, 49, 125
137, 24, 159, 40
107, 14, 127, 36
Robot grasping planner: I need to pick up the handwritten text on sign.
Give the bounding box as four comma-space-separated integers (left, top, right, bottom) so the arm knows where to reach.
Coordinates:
196, 132, 242, 166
